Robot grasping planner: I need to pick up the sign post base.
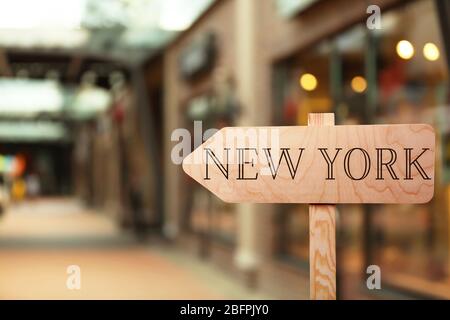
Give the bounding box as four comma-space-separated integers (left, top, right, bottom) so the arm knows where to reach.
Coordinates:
308, 113, 337, 300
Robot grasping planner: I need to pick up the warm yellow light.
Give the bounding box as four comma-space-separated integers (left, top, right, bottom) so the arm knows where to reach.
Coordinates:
396, 40, 414, 60
423, 42, 440, 61
299, 73, 317, 91
351, 76, 367, 93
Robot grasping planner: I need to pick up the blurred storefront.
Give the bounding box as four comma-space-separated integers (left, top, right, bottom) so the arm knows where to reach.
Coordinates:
164, 0, 450, 299
73, 58, 164, 237
164, 0, 240, 273
270, 0, 449, 299
0, 0, 448, 301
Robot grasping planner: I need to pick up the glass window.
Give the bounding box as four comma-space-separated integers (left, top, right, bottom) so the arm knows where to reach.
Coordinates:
370, 0, 449, 289
183, 74, 239, 245
273, 0, 450, 297
273, 40, 332, 262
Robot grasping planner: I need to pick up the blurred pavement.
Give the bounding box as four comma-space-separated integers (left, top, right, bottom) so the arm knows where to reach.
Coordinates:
0, 198, 272, 300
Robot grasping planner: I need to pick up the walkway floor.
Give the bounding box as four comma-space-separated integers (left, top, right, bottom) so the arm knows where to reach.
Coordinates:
0, 198, 271, 300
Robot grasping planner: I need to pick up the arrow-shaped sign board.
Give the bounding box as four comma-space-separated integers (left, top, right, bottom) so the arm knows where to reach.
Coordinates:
182, 123, 435, 204
182, 114, 435, 300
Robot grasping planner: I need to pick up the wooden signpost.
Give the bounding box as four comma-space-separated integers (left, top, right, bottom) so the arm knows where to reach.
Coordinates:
308, 113, 336, 300
182, 113, 435, 299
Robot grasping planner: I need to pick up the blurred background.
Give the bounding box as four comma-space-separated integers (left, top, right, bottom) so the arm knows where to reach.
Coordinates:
0, 0, 449, 299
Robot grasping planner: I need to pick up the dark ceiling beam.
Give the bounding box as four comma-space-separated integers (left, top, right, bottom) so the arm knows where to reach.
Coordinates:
5, 46, 128, 66
3, 41, 161, 73
4, 49, 132, 88
0, 44, 160, 89
0, 49, 12, 77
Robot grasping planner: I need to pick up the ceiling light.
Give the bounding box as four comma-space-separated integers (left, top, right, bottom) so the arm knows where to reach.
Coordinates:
351, 76, 367, 93
0, 78, 64, 116
0, 0, 84, 29
396, 40, 414, 60
299, 73, 318, 91
423, 42, 440, 61
159, 0, 214, 31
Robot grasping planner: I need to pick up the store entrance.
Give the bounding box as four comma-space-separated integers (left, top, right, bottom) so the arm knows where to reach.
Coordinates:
272, 0, 449, 299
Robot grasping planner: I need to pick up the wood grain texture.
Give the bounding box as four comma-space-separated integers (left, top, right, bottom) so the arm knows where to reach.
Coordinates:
309, 204, 336, 300
182, 122, 435, 204
308, 113, 336, 300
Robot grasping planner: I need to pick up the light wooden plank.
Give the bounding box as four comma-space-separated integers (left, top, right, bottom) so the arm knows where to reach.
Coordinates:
308, 113, 336, 300
182, 123, 435, 204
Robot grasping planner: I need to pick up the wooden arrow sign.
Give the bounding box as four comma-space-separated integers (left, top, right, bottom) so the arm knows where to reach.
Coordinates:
182, 113, 435, 300
182, 121, 435, 204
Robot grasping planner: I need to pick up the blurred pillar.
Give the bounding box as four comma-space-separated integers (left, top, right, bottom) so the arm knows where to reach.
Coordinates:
435, 0, 450, 71
130, 66, 163, 230
233, 0, 266, 283
162, 49, 181, 239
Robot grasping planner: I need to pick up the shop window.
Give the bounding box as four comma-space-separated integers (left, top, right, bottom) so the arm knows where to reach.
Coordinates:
273, 1, 450, 295
273, 39, 332, 262
333, 24, 369, 273
186, 185, 211, 235
211, 200, 236, 243
273, 24, 369, 264
273, 40, 332, 126
370, 0, 449, 288
277, 205, 309, 263
182, 73, 239, 245
334, 25, 369, 125
184, 187, 237, 243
